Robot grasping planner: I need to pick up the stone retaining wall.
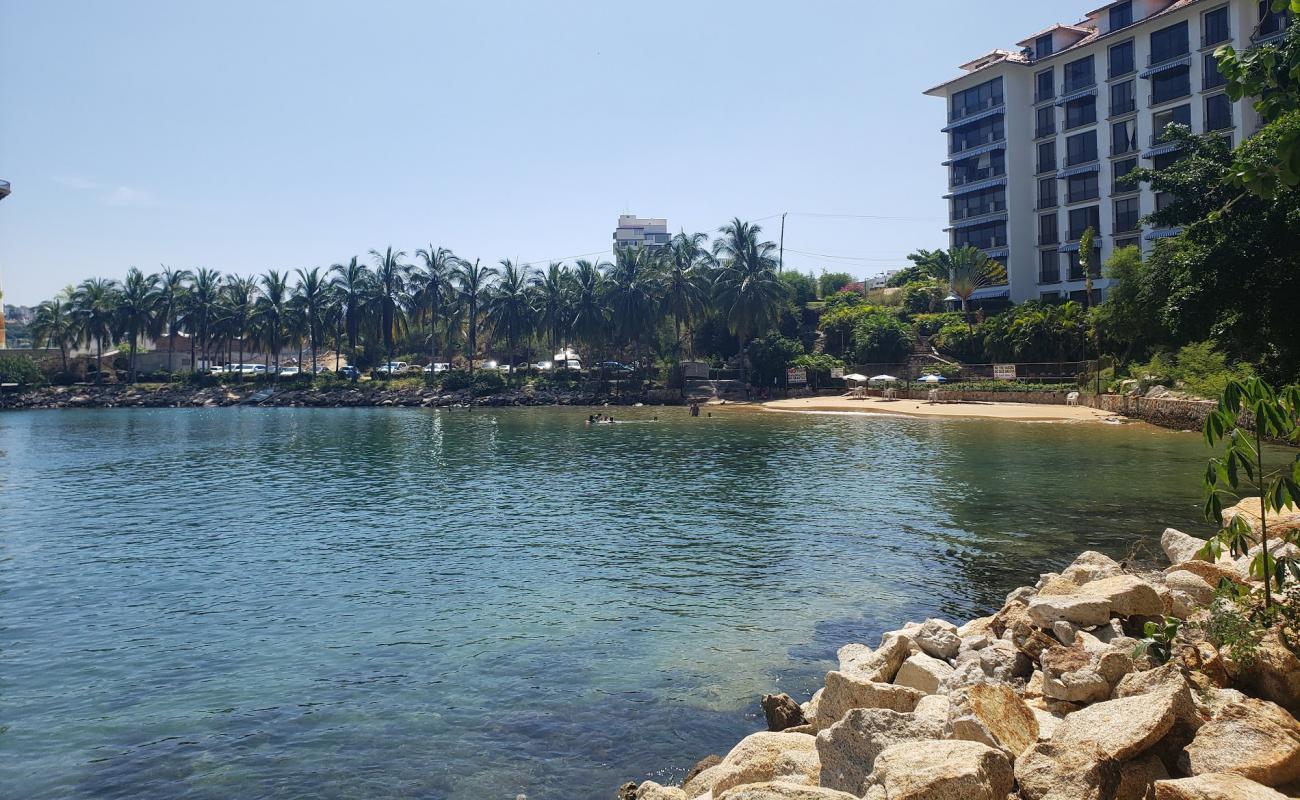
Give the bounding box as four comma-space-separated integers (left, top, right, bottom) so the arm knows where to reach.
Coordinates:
1083, 393, 1217, 431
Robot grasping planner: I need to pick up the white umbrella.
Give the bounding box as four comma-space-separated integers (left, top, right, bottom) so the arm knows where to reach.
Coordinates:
917, 374, 947, 383
842, 373, 869, 383
869, 374, 899, 383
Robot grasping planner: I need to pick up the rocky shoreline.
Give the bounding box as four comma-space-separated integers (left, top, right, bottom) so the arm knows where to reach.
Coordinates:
621, 503, 1300, 800
0, 383, 683, 410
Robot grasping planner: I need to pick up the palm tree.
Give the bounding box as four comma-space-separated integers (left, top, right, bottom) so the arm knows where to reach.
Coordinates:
665, 231, 712, 360
330, 256, 370, 353
117, 267, 160, 382
295, 267, 328, 378
910, 245, 1008, 332
368, 246, 409, 367
223, 275, 258, 377
713, 219, 786, 383
184, 268, 222, 372
156, 266, 192, 374
256, 270, 290, 373
535, 262, 572, 357
31, 297, 75, 374
570, 259, 609, 367
71, 277, 121, 384
412, 245, 456, 373
489, 259, 536, 382
454, 258, 497, 373
605, 246, 661, 370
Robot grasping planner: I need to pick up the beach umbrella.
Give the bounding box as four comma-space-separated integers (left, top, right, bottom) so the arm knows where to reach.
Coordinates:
842, 373, 868, 383
869, 374, 898, 383
917, 374, 947, 383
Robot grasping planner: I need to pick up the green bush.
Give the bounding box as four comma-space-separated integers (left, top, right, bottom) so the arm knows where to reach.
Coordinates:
912, 312, 965, 337
818, 272, 856, 298
747, 332, 805, 386
901, 280, 944, 315
791, 352, 845, 388
850, 310, 914, 364
932, 321, 985, 362
1123, 342, 1252, 398
0, 355, 44, 386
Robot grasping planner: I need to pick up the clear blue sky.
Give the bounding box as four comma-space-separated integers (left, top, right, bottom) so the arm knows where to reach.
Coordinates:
0, 0, 1097, 306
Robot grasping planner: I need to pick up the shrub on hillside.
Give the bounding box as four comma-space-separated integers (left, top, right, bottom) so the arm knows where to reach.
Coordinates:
0, 355, 44, 386
850, 310, 914, 364
747, 333, 805, 386
901, 279, 944, 315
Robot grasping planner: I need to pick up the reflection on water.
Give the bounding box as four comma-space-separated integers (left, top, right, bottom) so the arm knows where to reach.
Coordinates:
1, 407, 1214, 799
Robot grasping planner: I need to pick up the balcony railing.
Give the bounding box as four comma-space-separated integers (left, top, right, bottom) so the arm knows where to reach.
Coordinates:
952, 201, 1008, 221
949, 96, 1003, 123
1038, 270, 1062, 285
1037, 195, 1058, 210
1148, 46, 1190, 67
1111, 97, 1136, 116
1039, 231, 1059, 246
1114, 215, 1140, 233
949, 134, 1005, 157
1150, 90, 1191, 107
1062, 77, 1096, 95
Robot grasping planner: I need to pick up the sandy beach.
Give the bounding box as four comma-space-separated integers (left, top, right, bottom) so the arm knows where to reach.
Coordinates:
761, 394, 1114, 422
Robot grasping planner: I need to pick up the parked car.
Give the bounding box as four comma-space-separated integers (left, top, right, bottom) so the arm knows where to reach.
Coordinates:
376, 361, 410, 376
338, 366, 360, 380
275, 366, 300, 377
422, 362, 451, 374
599, 360, 633, 374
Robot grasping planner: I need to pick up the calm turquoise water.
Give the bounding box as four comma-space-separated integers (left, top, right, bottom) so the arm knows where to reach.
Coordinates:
1, 407, 1217, 799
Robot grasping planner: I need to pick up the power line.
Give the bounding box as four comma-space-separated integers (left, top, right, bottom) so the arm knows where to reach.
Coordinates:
784, 247, 910, 263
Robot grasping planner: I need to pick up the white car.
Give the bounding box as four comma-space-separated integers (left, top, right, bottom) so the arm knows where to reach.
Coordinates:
275, 366, 300, 377
422, 362, 451, 374
377, 361, 410, 376
532, 361, 553, 371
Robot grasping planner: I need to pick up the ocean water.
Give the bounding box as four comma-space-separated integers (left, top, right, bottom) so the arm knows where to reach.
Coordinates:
1, 406, 1216, 799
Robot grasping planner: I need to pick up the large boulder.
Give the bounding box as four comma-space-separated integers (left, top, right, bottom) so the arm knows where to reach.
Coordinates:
1080, 575, 1164, 618
1163, 560, 1240, 588
682, 732, 820, 799
1062, 551, 1124, 585
1117, 753, 1169, 800
947, 682, 1039, 758
1225, 630, 1300, 717
1015, 741, 1121, 800
1153, 773, 1290, 799
762, 693, 808, 732
838, 634, 912, 684
634, 781, 687, 800
895, 653, 955, 695
1051, 678, 1195, 762
1223, 497, 1300, 539
915, 618, 961, 660
860, 740, 1014, 800
815, 708, 944, 795
1028, 595, 1112, 628
1161, 528, 1210, 565
1165, 570, 1215, 618
1179, 698, 1300, 787
913, 693, 950, 726
814, 672, 922, 731
1040, 644, 1129, 704
716, 782, 858, 800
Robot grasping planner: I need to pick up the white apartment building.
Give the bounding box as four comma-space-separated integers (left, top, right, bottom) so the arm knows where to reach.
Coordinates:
612, 214, 669, 254
925, 0, 1290, 305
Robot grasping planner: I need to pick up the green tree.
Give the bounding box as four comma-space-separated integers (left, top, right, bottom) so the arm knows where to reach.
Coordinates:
71, 277, 120, 384
606, 245, 661, 369
1093, 246, 1161, 363
1078, 226, 1097, 309
156, 266, 192, 374
413, 245, 457, 371
850, 309, 914, 364
535, 261, 573, 357
817, 271, 856, 298
1200, 378, 1300, 607
746, 332, 804, 386
455, 258, 497, 373
0, 355, 43, 386
183, 268, 222, 372
330, 256, 370, 353
664, 231, 712, 359
570, 259, 609, 367
369, 246, 409, 367
255, 270, 291, 374
296, 267, 328, 378
223, 275, 259, 376
31, 296, 76, 374
713, 218, 787, 382
117, 267, 160, 382
490, 259, 536, 382
780, 271, 818, 307
910, 246, 1006, 332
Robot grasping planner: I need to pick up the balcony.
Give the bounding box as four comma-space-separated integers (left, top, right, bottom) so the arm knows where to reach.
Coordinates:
1110, 97, 1137, 116
1039, 229, 1059, 246
1114, 214, 1140, 233
952, 201, 1008, 221
1036, 194, 1059, 210
1253, 11, 1290, 43
1035, 124, 1057, 139
949, 134, 1005, 158
949, 96, 1003, 124
1038, 269, 1062, 285
1148, 46, 1190, 68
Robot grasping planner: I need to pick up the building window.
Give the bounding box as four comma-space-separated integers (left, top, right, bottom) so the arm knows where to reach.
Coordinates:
1064, 55, 1096, 93
1114, 157, 1139, 193
1109, 40, 1135, 78
1115, 197, 1141, 232
1203, 52, 1227, 90
1155, 191, 1177, 212
1111, 1, 1134, 31
1039, 250, 1061, 283
1153, 104, 1192, 143
954, 220, 1007, 250
1067, 172, 1100, 204
1150, 20, 1190, 65
1037, 141, 1057, 173
950, 77, 1004, 121
1065, 96, 1097, 129
1153, 150, 1184, 172
1203, 6, 1231, 45
1038, 177, 1058, 209
1035, 69, 1055, 103
1068, 248, 1104, 281
1036, 105, 1056, 138
1066, 130, 1098, 165
1206, 93, 1233, 131
1256, 1, 1291, 40
1151, 67, 1191, 104
1036, 34, 1054, 58
952, 186, 1007, 220
1112, 118, 1138, 155
951, 148, 1006, 186
1039, 212, 1059, 245
1111, 80, 1136, 115
1069, 206, 1100, 240
1115, 236, 1141, 250
950, 115, 1004, 153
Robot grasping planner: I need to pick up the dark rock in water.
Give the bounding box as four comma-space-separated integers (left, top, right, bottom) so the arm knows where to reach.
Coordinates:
761, 692, 808, 732
616, 781, 637, 800
684, 753, 722, 785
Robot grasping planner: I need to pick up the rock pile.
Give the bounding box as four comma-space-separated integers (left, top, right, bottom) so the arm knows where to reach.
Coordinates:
623, 524, 1300, 800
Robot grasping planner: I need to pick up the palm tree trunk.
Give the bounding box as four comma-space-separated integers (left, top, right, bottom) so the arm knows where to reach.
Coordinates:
129, 332, 138, 383
95, 338, 103, 385
166, 317, 175, 374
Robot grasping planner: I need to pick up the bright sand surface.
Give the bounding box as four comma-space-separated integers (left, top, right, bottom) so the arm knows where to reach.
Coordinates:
761, 394, 1114, 422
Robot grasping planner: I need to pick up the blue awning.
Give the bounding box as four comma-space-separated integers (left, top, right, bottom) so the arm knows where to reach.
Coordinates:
1139, 56, 1192, 78
941, 105, 1005, 132
943, 177, 1008, 198
1054, 86, 1097, 107
1145, 227, 1184, 240
1143, 142, 1182, 158
1057, 162, 1101, 179
944, 213, 1007, 232
970, 286, 1011, 301
942, 141, 1006, 165
983, 248, 1010, 259
1058, 242, 1082, 253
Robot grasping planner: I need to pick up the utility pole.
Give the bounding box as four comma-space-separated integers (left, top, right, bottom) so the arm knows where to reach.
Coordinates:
778, 212, 786, 273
